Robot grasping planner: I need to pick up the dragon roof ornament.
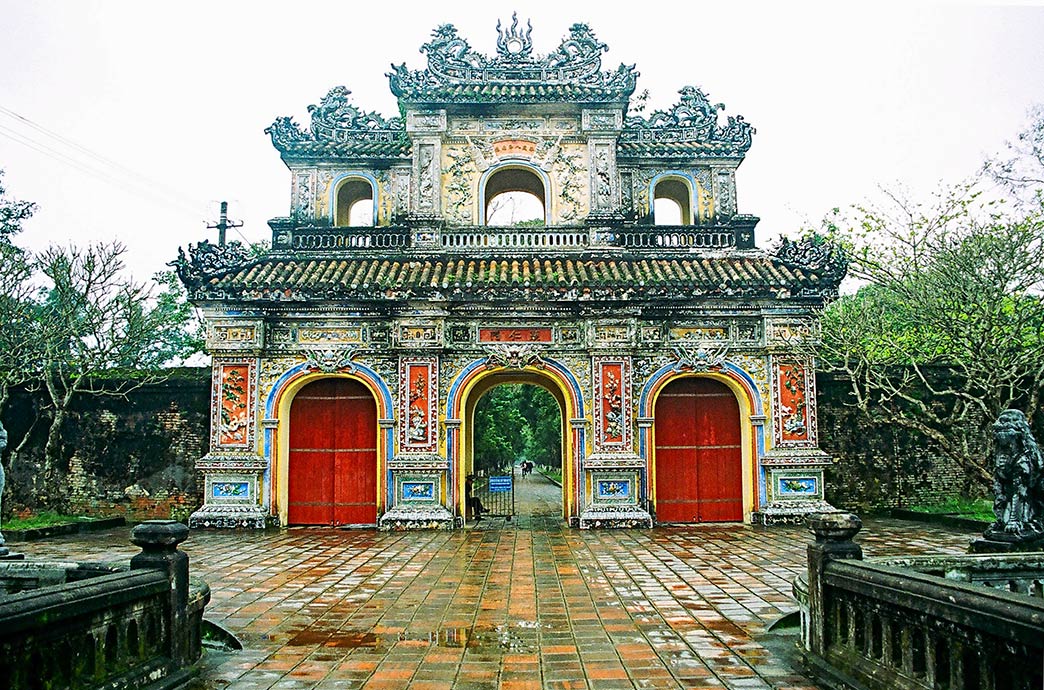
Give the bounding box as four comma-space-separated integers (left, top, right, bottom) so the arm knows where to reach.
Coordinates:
171, 240, 252, 289
620, 86, 755, 157
388, 18, 637, 104
265, 86, 407, 158
773, 235, 849, 298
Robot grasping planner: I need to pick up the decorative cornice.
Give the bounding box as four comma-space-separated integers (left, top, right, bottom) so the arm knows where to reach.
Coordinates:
773, 236, 848, 298
387, 18, 637, 105
620, 86, 754, 158
265, 86, 408, 159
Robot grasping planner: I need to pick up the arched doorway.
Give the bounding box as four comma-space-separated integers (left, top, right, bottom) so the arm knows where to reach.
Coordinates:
653, 377, 742, 522
287, 378, 378, 525
457, 370, 574, 520
483, 165, 547, 225
470, 382, 564, 518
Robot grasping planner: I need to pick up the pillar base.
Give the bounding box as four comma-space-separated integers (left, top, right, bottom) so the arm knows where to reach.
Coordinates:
752, 500, 838, 526
378, 504, 456, 531
579, 506, 653, 529
188, 505, 267, 529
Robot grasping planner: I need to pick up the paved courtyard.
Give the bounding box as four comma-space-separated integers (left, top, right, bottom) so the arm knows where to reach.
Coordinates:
19, 474, 978, 690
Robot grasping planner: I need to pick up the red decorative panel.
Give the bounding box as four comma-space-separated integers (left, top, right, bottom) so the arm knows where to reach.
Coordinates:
214, 361, 255, 448
593, 358, 631, 450
772, 358, 816, 447
288, 378, 377, 525
399, 357, 438, 452
478, 327, 552, 343
654, 378, 742, 523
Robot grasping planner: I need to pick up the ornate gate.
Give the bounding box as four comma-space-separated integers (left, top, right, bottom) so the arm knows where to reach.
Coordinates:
181, 16, 845, 530
288, 378, 377, 525
654, 378, 743, 523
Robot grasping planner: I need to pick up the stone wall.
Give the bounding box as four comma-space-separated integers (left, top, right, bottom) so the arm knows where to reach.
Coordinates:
815, 371, 983, 511
0, 369, 209, 522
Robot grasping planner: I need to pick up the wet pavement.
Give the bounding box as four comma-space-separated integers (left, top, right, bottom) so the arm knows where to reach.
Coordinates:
19, 473, 979, 689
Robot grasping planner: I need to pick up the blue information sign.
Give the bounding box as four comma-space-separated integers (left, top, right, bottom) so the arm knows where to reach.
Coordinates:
488, 475, 513, 493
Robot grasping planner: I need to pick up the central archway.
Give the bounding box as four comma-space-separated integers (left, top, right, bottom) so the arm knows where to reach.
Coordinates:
447, 359, 585, 522
465, 377, 566, 517
481, 164, 548, 225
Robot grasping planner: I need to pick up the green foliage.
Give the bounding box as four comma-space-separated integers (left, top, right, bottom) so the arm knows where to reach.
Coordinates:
473, 384, 562, 473
3, 511, 94, 530
814, 183, 1044, 489
0, 169, 36, 241
908, 496, 994, 522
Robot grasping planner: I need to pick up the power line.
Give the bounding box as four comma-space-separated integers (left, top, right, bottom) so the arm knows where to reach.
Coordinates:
0, 104, 210, 214
0, 123, 208, 219
0, 104, 261, 249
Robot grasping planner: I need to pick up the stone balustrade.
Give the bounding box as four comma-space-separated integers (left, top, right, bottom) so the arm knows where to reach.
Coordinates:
266, 219, 760, 255
795, 513, 1044, 690
0, 521, 209, 690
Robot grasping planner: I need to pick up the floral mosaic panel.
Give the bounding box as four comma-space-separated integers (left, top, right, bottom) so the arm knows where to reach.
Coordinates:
771, 357, 817, 447
593, 357, 631, 451
213, 361, 256, 449
400, 357, 438, 452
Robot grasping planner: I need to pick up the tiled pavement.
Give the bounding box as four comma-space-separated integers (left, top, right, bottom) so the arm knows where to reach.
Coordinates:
18, 474, 978, 690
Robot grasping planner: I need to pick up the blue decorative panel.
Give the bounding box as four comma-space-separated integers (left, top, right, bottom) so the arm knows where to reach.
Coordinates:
402, 481, 435, 501
777, 476, 817, 496
213, 481, 249, 498
596, 479, 631, 500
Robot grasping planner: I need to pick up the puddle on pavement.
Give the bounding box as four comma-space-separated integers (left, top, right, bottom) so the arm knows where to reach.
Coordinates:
279, 621, 540, 653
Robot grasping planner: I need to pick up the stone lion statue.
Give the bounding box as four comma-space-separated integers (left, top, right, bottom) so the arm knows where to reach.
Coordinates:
984, 409, 1044, 542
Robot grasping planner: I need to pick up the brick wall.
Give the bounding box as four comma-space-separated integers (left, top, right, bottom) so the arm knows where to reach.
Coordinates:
815, 371, 982, 511
1, 369, 210, 522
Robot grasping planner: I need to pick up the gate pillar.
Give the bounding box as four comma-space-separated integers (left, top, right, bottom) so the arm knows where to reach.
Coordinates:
579, 356, 653, 528
378, 452, 455, 530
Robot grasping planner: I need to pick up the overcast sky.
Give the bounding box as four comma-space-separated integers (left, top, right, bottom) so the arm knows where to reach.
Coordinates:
1, 1, 1043, 280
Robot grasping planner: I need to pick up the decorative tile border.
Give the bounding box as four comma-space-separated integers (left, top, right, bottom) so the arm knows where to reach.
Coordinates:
589, 470, 639, 506
401, 480, 436, 502
771, 469, 824, 501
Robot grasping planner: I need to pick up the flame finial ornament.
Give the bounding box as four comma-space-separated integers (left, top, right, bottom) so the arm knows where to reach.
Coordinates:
496, 12, 533, 59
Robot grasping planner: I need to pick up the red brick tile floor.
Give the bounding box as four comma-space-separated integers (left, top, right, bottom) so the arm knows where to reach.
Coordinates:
18, 474, 978, 689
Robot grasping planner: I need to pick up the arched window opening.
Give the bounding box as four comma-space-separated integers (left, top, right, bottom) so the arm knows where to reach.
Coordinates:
484, 167, 546, 226
335, 178, 374, 227
653, 178, 692, 225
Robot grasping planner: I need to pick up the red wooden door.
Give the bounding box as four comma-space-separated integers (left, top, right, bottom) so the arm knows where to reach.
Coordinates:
654, 378, 743, 522
288, 378, 377, 525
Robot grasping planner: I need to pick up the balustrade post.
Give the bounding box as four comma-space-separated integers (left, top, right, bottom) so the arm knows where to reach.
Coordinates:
130, 520, 192, 666
807, 512, 863, 656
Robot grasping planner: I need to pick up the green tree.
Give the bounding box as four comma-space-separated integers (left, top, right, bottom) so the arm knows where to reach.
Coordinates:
473, 384, 562, 472
814, 185, 1044, 489
0, 170, 40, 417
34, 241, 203, 506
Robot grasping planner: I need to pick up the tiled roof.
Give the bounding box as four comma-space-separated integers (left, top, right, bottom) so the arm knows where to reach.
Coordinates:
192, 254, 832, 302
617, 140, 745, 159
274, 138, 411, 160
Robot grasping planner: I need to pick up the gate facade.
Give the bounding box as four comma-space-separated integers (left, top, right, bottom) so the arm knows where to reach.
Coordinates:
178, 17, 846, 530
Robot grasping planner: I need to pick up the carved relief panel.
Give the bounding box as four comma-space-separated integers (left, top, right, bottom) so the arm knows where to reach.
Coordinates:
292, 170, 317, 220
770, 356, 818, 448
399, 357, 439, 454
593, 357, 633, 452
212, 360, 257, 451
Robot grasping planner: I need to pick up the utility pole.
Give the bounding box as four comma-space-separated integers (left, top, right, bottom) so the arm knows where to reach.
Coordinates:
206, 201, 243, 247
